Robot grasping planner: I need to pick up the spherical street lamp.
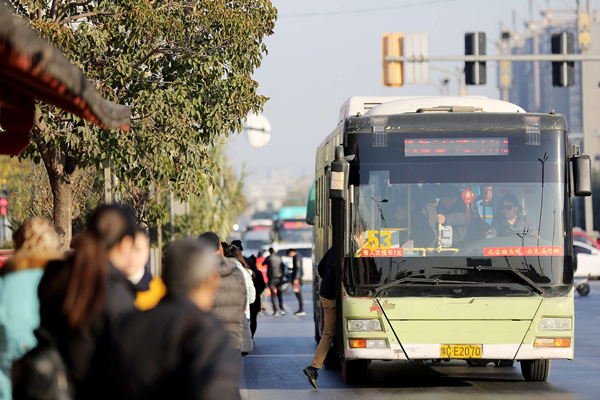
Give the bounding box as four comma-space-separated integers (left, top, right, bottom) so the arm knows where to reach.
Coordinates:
243, 113, 272, 148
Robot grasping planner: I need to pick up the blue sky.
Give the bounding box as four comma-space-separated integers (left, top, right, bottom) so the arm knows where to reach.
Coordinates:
225, 0, 597, 181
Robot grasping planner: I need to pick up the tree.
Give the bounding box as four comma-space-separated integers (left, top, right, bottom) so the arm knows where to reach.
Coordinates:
0, 155, 100, 234
8, 0, 277, 247
173, 145, 247, 240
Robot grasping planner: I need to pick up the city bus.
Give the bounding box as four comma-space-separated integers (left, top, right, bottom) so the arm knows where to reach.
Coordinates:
307, 96, 591, 383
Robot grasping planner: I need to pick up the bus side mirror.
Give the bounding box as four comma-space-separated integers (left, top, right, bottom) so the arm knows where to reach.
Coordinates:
330, 145, 350, 201
573, 154, 592, 197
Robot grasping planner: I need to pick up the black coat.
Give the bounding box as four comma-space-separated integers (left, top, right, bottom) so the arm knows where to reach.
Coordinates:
101, 296, 241, 400
318, 247, 336, 300
292, 254, 303, 282
244, 256, 265, 314
211, 258, 246, 351
38, 261, 136, 397
265, 254, 283, 283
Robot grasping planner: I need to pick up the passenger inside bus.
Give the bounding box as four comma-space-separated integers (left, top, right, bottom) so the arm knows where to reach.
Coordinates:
490, 193, 538, 238
436, 186, 468, 247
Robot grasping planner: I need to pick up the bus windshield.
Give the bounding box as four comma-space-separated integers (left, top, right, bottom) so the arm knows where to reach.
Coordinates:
346, 130, 572, 296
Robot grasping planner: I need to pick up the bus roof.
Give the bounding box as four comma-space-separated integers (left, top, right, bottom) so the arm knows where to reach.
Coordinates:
338, 96, 524, 123
366, 96, 525, 115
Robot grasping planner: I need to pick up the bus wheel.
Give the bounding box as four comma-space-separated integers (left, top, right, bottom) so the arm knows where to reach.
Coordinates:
341, 358, 370, 384
521, 359, 551, 381
324, 345, 340, 370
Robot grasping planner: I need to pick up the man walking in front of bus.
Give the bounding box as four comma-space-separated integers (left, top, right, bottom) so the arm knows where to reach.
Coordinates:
265, 248, 285, 316
287, 249, 305, 316
302, 246, 335, 389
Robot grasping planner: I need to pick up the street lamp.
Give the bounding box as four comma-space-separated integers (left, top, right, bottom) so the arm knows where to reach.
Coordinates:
243, 113, 272, 148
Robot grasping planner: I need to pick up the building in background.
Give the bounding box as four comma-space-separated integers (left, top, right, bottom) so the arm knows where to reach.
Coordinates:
501, 6, 600, 228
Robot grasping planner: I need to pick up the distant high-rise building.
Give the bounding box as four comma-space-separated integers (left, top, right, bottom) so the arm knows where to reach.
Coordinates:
501, 8, 600, 228
505, 11, 583, 134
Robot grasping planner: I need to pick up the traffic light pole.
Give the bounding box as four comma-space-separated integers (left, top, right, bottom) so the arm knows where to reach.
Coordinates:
385, 54, 600, 62
579, 0, 595, 233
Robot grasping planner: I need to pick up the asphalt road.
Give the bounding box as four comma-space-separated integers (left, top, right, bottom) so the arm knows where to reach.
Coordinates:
241, 281, 600, 400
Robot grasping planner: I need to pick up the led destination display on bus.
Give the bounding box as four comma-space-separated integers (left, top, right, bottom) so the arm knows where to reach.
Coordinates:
405, 138, 509, 157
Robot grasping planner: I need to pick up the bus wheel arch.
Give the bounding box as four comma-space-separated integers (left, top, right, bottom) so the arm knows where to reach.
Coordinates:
341, 357, 370, 384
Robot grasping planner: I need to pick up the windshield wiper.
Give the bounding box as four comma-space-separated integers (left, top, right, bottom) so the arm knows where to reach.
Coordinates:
373, 277, 481, 298
439, 257, 545, 295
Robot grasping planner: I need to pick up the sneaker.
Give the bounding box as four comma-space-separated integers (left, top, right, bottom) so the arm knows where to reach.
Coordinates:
280, 310, 286, 316
294, 310, 306, 316
273, 311, 281, 317
303, 366, 319, 389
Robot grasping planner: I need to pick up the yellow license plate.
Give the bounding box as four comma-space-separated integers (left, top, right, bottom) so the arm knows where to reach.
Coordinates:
440, 344, 482, 358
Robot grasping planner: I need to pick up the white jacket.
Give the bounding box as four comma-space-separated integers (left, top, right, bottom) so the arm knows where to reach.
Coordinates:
230, 258, 256, 319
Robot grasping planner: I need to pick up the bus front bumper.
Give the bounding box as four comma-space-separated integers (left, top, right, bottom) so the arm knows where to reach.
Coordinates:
345, 343, 574, 361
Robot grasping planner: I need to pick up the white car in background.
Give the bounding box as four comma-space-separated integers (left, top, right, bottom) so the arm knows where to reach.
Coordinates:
574, 241, 600, 279
242, 229, 272, 259
262, 243, 314, 285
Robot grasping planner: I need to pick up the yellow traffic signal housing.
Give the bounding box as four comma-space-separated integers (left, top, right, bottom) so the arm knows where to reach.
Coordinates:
382, 33, 403, 87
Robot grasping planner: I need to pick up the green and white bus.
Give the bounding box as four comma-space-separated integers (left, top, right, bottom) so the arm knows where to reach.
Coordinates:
308, 96, 591, 383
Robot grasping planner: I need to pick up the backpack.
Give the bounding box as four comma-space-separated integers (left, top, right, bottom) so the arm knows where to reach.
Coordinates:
11, 327, 75, 400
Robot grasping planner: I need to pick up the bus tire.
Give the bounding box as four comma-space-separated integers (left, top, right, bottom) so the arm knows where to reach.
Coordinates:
521, 359, 551, 381
341, 357, 369, 384
324, 345, 340, 370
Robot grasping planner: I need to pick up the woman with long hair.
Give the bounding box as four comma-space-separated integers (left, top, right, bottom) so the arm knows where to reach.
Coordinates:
38, 205, 137, 397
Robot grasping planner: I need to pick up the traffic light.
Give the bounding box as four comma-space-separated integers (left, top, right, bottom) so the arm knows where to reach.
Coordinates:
551, 32, 575, 87
0, 193, 7, 217
382, 32, 403, 87
465, 32, 486, 85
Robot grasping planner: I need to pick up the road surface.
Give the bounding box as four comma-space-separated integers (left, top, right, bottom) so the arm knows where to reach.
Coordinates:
241, 281, 600, 399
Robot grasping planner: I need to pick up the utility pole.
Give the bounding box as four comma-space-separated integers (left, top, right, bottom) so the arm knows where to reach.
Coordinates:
103, 159, 112, 204
579, 0, 596, 233
169, 189, 175, 241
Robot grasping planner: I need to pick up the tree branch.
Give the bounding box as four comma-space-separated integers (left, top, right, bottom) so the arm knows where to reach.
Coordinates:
58, 11, 113, 25
55, 0, 94, 22
131, 46, 163, 69
49, 0, 61, 20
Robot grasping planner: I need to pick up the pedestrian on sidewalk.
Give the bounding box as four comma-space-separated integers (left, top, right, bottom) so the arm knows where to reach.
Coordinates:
37, 205, 137, 398
224, 244, 256, 355
303, 246, 336, 389
129, 227, 167, 311
286, 249, 305, 316
200, 232, 246, 352
264, 248, 285, 316
102, 239, 241, 400
0, 218, 63, 400
231, 240, 266, 337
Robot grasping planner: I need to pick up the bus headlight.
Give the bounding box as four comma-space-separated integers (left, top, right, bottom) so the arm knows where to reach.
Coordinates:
539, 318, 572, 330
347, 319, 382, 332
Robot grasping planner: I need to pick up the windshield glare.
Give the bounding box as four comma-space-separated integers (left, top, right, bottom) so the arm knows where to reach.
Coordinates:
346, 131, 571, 294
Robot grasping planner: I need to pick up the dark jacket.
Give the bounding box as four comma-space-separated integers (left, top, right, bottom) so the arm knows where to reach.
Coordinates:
437, 201, 468, 246
292, 254, 303, 282
245, 257, 265, 313
211, 258, 246, 351
491, 212, 538, 237
318, 247, 336, 300
102, 296, 241, 400
38, 261, 136, 397
265, 254, 284, 283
